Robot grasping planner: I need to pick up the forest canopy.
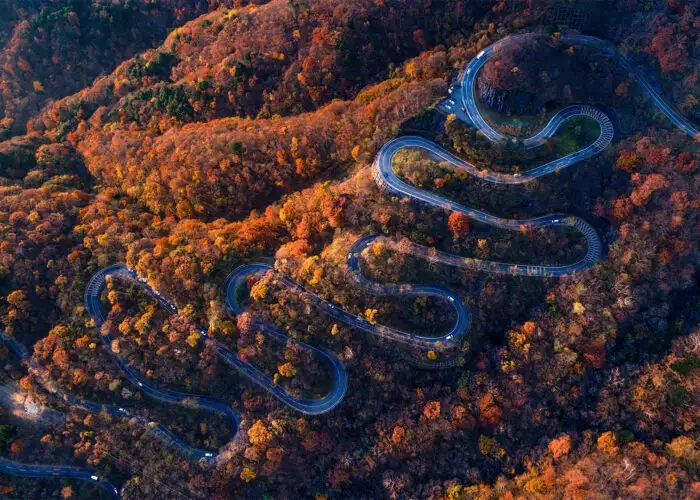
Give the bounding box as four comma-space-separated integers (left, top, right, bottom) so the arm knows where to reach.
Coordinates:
0, 0, 698, 499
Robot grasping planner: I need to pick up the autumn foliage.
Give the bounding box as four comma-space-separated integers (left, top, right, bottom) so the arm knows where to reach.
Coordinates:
0, 1, 698, 499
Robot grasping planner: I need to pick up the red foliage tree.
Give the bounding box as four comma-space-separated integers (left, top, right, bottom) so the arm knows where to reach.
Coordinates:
448, 211, 470, 240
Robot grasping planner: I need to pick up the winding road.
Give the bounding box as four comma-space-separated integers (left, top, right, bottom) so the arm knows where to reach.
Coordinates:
83, 264, 348, 429
0, 261, 349, 497
0, 332, 120, 499
1, 32, 697, 498
460, 33, 698, 142
0, 457, 120, 499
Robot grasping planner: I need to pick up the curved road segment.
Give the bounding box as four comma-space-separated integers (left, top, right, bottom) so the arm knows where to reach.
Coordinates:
1, 32, 697, 498
0, 458, 120, 499
1, 261, 349, 498
0, 332, 120, 499
461, 33, 698, 142
83, 263, 348, 424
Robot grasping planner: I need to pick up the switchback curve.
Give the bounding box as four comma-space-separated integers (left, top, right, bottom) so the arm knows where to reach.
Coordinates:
84, 263, 347, 429
460, 33, 699, 143
2, 32, 697, 498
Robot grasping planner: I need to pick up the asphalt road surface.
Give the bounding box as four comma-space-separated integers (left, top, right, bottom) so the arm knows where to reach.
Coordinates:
1, 32, 696, 499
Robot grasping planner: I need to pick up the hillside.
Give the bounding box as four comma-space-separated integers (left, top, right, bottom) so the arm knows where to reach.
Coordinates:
0, 0, 698, 499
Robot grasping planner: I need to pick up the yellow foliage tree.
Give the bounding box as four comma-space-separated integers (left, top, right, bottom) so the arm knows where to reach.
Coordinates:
107, 290, 119, 305
365, 308, 378, 325
248, 420, 272, 446
240, 467, 256, 483
278, 362, 296, 377
250, 281, 268, 302
7, 291, 25, 307
597, 432, 618, 456
405, 61, 418, 79
186, 332, 200, 348
295, 158, 305, 175
666, 436, 698, 464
